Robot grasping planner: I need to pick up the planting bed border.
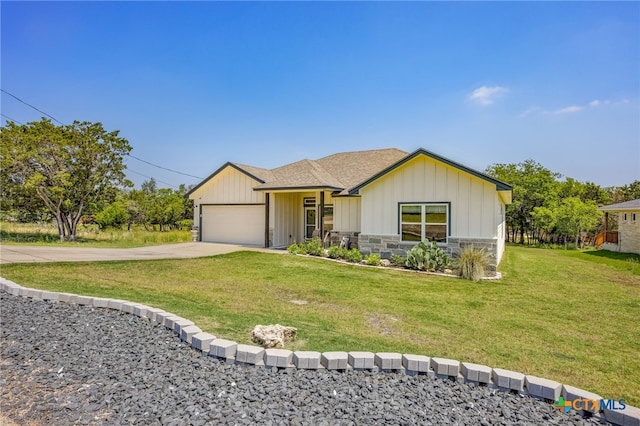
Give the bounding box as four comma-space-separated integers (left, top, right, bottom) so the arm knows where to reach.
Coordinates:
1, 277, 638, 426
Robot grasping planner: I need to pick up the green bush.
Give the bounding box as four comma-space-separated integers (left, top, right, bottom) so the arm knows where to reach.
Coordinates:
327, 245, 346, 259
287, 242, 306, 255
366, 253, 381, 266
405, 241, 451, 272
455, 246, 489, 281
304, 238, 324, 256
95, 201, 130, 229
344, 248, 363, 263
390, 254, 406, 267
287, 238, 324, 256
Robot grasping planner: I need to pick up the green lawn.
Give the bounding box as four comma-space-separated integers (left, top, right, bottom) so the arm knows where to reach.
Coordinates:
1, 245, 638, 405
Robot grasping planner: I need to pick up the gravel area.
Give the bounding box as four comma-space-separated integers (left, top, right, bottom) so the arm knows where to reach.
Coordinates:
1, 292, 604, 425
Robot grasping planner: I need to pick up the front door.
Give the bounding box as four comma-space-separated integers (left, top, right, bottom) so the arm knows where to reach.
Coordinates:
305, 206, 316, 240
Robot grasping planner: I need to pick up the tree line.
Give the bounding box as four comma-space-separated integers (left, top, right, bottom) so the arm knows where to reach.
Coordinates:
1, 118, 192, 241
485, 159, 640, 247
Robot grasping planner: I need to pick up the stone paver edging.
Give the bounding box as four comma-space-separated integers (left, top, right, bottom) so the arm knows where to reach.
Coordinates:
1, 277, 638, 426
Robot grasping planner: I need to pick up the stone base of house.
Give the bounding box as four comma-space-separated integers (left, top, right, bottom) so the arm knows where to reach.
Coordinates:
600, 242, 620, 252
358, 234, 499, 273
325, 231, 359, 250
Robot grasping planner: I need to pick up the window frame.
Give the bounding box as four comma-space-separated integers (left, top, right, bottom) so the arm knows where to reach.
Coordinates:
398, 202, 451, 243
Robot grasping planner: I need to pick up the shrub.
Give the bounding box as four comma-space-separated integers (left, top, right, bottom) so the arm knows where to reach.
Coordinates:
455, 246, 489, 281
344, 248, 363, 263
287, 242, 306, 255
304, 238, 324, 256
390, 254, 406, 267
327, 245, 346, 259
366, 253, 381, 266
405, 241, 450, 272
95, 201, 129, 229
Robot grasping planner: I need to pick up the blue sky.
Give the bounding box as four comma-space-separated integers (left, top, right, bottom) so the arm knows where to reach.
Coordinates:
2, 1, 638, 189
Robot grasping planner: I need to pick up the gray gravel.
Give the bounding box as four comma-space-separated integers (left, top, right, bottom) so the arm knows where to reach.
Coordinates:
1, 293, 605, 425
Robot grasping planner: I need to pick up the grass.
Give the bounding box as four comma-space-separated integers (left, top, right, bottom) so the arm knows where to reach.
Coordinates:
1, 245, 639, 406
0, 221, 192, 248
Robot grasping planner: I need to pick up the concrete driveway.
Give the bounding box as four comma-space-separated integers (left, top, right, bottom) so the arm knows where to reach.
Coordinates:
0, 242, 277, 264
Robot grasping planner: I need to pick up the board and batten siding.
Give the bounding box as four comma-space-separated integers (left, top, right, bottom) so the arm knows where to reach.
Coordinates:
188, 166, 265, 223
359, 155, 503, 239
333, 197, 361, 233
271, 192, 301, 247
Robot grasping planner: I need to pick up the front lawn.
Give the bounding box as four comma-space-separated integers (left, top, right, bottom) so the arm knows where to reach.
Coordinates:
1, 245, 638, 405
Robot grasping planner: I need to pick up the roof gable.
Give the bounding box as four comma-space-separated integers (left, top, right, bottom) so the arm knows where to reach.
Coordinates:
348, 148, 513, 194
315, 148, 408, 190
186, 162, 270, 197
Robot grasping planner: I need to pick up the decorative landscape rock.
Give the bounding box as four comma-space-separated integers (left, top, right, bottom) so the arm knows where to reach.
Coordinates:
0, 291, 611, 426
251, 324, 297, 348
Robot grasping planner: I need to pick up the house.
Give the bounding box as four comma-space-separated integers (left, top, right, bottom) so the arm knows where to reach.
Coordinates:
598, 199, 640, 255
187, 148, 513, 270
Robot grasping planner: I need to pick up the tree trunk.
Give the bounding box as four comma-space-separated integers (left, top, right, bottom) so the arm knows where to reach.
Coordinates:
55, 213, 65, 241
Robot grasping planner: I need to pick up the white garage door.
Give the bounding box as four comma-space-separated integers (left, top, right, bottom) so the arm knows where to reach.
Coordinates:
201, 205, 265, 245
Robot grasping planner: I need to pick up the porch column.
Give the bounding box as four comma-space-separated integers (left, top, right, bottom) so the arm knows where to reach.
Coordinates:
264, 193, 270, 248
319, 192, 325, 239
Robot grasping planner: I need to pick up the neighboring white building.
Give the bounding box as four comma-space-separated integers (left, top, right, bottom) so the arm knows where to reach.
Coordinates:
598, 199, 640, 255
187, 148, 513, 269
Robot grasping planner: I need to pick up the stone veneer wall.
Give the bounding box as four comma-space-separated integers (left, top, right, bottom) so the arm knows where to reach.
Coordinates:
358, 235, 499, 273
325, 231, 359, 249
619, 218, 640, 255
2, 277, 638, 426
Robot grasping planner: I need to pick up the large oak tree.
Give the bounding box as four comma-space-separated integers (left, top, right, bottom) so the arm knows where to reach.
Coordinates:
1, 118, 132, 241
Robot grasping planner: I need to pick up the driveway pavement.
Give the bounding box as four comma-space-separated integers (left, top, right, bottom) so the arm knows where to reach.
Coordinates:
0, 242, 277, 264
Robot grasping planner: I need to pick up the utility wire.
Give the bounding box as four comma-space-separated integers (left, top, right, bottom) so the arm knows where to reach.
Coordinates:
1, 113, 23, 124
126, 168, 179, 189
1, 88, 204, 181
127, 154, 203, 179
1, 89, 65, 125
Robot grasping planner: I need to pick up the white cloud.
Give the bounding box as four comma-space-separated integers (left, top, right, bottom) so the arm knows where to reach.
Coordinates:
520, 97, 632, 118
554, 105, 584, 114
518, 107, 541, 118
468, 86, 508, 105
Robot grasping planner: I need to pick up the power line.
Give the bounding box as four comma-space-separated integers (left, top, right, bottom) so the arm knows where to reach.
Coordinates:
126, 168, 179, 189
127, 154, 203, 179
1, 88, 204, 181
0, 113, 23, 125
0, 89, 65, 125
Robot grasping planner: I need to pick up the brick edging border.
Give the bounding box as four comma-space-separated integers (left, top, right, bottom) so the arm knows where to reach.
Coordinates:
1, 277, 637, 426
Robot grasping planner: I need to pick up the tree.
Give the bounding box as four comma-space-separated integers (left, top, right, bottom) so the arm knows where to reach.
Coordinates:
555, 197, 602, 248
95, 200, 130, 229
486, 159, 560, 244
0, 119, 132, 241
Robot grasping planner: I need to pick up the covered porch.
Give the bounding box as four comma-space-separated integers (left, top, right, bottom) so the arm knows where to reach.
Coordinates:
265, 190, 338, 248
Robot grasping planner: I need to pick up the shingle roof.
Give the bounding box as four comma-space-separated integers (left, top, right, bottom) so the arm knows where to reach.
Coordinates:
316, 148, 409, 190
253, 148, 407, 191
599, 199, 640, 211
188, 147, 512, 197
230, 162, 275, 183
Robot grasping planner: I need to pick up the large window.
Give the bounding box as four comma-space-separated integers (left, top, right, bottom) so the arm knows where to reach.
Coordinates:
400, 203, 449, 243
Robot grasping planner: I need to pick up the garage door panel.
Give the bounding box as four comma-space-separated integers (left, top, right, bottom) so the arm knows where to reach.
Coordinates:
202, 205, 264, 245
